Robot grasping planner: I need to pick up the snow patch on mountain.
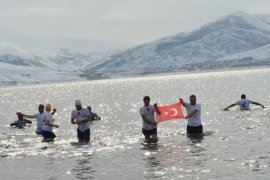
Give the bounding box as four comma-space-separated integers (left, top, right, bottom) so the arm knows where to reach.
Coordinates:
84, 11, 270, 75
1, 11, 270, 86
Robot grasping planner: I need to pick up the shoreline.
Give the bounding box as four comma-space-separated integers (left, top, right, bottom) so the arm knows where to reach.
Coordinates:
1, 65, 270, 89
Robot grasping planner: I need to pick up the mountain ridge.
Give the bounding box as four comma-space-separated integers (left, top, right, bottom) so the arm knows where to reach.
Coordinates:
84, 11, 270, 75
1, 11, 270, 85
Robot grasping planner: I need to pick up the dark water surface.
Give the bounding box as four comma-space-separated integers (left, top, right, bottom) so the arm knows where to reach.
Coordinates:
0, 68, 270, 179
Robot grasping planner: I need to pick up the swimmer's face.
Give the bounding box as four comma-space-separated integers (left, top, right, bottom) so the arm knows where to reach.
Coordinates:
76, 105, 82, 110
18, 114, 23, 120
38, 105, 44, 113
190, 96, 196, 105
144, 99, 150, 106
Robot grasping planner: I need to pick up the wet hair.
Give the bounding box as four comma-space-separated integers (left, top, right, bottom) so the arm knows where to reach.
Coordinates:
143, 96, 150, 101
241, 94, 246, 99
17, 113, 23, 119
39, 104, 44, 108
190, 95, 196, 98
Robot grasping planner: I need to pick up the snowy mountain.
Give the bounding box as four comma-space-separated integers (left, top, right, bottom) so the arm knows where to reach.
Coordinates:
1, 11, 270, 86
85, 11, 270, 75
0, 39, 109, 85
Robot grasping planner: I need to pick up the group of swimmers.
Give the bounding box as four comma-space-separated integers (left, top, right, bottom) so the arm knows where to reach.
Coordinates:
140, 94, 265, 142
10, 94, 265, 144
11, 101, 100, 143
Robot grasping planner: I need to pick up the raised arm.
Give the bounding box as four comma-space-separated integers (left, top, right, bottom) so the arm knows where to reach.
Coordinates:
251, 101, 265, 109
179, 98, 187, 107
51, 108, 57, 115
223, 103, 237, 111
153, 103, 161, 115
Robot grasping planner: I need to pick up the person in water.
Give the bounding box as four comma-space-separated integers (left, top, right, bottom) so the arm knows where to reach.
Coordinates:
71, 100, 92, 144
180, 95, 203, 134
223, 94, 265, 111
41, 104, 59, 141
18, 104, 57, 135
139, 96, 158, 142
87, 106, 101, 121
10, 113, 32, 128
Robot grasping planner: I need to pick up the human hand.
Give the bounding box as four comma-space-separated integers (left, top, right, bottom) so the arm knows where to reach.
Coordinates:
179, 98, 184, 104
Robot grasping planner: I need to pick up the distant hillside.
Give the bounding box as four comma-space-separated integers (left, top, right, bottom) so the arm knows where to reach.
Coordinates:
1, 11, 270, 85
84, 11, 270, 75
0, 39, 109, 85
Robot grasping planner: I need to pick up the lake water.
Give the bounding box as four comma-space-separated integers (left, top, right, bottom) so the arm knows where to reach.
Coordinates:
0, 68, 270, 180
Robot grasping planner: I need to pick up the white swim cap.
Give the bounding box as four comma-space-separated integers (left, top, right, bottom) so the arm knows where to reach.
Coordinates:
75, 100, 82, 106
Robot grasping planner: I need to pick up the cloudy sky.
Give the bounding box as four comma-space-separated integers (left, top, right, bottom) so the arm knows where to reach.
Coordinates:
1, 0, 270, 50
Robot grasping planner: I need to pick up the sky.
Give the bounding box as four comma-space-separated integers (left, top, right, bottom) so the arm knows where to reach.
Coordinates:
1, 0, 270, 50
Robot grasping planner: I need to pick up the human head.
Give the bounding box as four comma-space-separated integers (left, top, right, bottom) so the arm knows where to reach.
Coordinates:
143, 96, 150, 106
189, 95, 197, 105
45, 103, 52, 112
75, 100, 82, 110
241, 94, 246, 99
38, 104, 44, 113
87, 106, 92, 112
17, 113, 23, 120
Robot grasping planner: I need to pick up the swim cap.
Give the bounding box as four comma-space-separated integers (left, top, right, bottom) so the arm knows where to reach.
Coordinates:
75, 100, 82, 106
46, 103, 52, 110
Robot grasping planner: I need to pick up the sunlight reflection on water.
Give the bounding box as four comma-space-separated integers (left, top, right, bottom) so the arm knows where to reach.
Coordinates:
0, 68, 270, 179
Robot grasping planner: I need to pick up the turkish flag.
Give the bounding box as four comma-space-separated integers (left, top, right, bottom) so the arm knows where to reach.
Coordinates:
156, 102, 184, 123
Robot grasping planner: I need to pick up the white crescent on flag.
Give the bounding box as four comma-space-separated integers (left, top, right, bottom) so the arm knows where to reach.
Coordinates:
156, 102, 184, 123
169, 108, 178, 116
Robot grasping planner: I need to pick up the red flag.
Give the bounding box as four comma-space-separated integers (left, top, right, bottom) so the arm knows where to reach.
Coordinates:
155, 102, 184, 123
